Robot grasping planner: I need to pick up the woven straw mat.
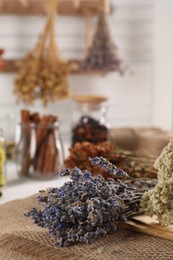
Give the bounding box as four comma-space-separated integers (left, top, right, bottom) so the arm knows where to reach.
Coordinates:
0, 195, 173, 260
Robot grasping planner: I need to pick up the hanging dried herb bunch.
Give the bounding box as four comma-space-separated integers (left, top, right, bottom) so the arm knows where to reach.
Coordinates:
80, 3, 125, 74
141, 139, 173, 226
64, 142, 157, 179
25, 157, 148, 247
15, 0, 70, 105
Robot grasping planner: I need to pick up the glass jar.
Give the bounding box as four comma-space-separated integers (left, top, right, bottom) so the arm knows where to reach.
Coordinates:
16, 122, 64, 179
71, 95, 110, 146
0, 129, 6, 187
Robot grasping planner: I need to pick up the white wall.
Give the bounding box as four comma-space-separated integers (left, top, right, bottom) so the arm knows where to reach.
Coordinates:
0, 0, 154, 141
153, 0, 173, 131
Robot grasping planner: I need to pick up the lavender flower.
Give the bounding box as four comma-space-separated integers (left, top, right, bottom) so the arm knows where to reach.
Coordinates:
25, 157, 146, 247
89, 156, 129, 179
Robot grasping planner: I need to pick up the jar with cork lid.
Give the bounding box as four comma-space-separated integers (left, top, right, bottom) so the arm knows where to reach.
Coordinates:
71, 95, 110, 146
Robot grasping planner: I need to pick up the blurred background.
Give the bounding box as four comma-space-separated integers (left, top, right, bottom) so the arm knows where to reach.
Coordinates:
0, 0, 173, 203
0, 0, 172, 142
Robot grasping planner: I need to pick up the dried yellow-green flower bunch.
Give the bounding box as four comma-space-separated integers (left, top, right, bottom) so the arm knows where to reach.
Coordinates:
15, 53, 40, 104
14, 0, 71, 105
141, 139, 173, 226
38, 64, 70, 106
154, 138, 173, 181
15, 55, 70, 106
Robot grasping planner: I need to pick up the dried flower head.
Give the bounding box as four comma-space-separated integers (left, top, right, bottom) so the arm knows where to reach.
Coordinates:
64, 142, 157, 179
141, 139, 173, 226
154, 138, 173, 181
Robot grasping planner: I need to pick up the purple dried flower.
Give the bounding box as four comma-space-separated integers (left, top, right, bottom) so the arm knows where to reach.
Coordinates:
89, 156, 129, 179
25, 157, 147, 247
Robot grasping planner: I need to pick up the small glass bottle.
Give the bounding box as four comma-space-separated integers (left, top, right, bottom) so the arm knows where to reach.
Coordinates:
71, 95, 110, 146
16, 121, 64, 179
0, 129, 6, 187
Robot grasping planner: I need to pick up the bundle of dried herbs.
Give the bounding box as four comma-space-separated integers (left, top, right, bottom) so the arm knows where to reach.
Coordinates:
141, 139, 173, 226
80, 8, 124, 74
64, 142, 157, 179
25, 157, 148, 247
15, 0, 70, 105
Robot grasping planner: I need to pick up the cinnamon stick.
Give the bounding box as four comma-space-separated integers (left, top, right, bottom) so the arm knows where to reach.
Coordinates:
35, 139, 47, 176
34, 115, 58, 177
53, 149, 60, 174
20, 110, 31, 175
30, 112, 40, 124
42, 116, 58, 176
43, 130, 57, 176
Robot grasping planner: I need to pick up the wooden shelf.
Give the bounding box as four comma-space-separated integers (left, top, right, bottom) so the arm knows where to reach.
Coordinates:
1, 59, 106, 75
0, 0, 110, 16
1, 59, 78, 73
0, 0, 111, 75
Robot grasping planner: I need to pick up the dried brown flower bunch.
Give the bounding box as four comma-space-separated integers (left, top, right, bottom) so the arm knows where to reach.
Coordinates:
65, 142, 115, 179
15, 0, 70, 105
64, 142, 157, 179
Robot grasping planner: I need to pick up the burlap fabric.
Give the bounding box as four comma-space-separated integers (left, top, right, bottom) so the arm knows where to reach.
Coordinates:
0, 196, 173, 260
110, 127, 173, 157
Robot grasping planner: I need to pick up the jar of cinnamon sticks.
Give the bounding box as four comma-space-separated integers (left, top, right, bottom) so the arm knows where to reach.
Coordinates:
16, 110, 64, 178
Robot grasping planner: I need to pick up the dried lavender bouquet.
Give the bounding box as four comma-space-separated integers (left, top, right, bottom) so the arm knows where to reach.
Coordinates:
80, 12, 124, 74
25, 157, 152, 247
